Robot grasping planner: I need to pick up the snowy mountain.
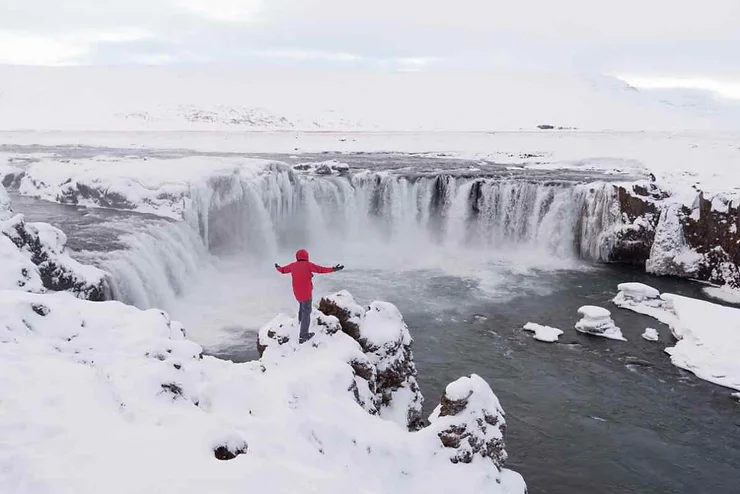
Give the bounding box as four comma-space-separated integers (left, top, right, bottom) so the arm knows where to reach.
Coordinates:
1, 66, 739, 132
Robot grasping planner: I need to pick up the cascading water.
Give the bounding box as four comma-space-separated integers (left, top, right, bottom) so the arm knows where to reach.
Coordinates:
180, 168, 622, 262
101, 220, 211, 310
94, 165, 622, 312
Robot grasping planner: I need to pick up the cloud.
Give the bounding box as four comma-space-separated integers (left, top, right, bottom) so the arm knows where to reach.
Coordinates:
0, 0, 738, 93
176, 0, 263, 23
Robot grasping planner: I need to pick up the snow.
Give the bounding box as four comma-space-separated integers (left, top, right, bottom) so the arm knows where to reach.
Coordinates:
642, 328, 660, 342
575, 305, 626, 341
617, 282, 660, 300
522, 322, 563, 343
1, 67, 739, 133
646, 204, 702, 278
0, 184, 107, 296
11, 154, 275, 219
0, 290, 526, 494
613, 284, 740, 392
703, 285, 740, 305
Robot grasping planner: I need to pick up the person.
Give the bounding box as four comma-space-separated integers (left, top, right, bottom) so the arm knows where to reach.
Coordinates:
275, 249, 344, 343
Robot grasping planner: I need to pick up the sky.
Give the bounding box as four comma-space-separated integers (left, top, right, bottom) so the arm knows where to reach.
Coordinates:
1, 0, 739, 98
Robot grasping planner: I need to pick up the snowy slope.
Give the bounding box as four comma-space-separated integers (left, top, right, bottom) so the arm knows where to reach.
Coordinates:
0, 289, 526, 494
1, 66, 739, 131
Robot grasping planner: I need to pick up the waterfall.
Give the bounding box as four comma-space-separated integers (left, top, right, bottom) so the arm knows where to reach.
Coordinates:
102, 167, 622, 310
180, 169, 621, 261
101, 220, 211, 310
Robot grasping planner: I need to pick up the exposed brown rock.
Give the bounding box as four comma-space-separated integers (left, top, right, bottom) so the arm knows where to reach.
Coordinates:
682, 194, 740, 288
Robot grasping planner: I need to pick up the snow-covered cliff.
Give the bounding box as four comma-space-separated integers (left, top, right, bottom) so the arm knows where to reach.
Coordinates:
0, 288, 526, 493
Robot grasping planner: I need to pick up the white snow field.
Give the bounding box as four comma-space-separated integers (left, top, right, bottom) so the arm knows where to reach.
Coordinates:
613, 283, 740, 393
522, 322, 563, 343
0, 288, 526, 494
575, 305, 626, 341
1, 67, 739, 132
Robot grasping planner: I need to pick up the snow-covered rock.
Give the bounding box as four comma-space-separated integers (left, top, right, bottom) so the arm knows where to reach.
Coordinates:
646, 204, 702, 278
0, 289, 525, 494
0, 184, 107, 299
575, 305, 626, 341
642, 328, 659, 341
428, 374, 508, 469
260, 291, 424, 430
294, 159, 351, 175
612, 283, 677, 326
522, 322, 563, 343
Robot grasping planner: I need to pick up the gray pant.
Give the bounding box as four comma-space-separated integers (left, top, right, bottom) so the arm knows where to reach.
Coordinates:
298, 299, 312, 342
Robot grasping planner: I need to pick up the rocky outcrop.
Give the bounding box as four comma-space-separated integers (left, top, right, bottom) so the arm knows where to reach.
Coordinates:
610, 182, 740, 289
319, 291, 424, 430
258, 291, 424, 431
428, 374, 508, 469
609, 184, 660, 265
0, 184, 108, 300
681, 193, 740, 288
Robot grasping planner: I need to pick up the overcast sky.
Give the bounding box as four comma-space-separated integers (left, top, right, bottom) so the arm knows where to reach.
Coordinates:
1, 0, 739, 97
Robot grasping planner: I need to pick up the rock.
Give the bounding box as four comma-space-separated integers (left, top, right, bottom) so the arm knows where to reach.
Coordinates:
213, 436, 249, 460
681, 193, 740, 288
258, 291, 424, 431
613, 184, 740, 289
642, 328, 659, 341
320, 291, 424, 430
428, 374, 508, 469
575, 305, 626, 341
0, 185, 108, 300
609, 186, 660, 266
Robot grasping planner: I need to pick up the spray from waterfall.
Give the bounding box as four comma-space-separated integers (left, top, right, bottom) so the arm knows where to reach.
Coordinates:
104, 168, 622, 310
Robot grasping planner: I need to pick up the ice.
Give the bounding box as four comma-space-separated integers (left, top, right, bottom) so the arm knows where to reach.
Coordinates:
575, 305, 626, 341
522, 322, 564, 343
614, 284, 740, 392
703, 285, 740, 305
0, 289, 526, 494
642, 328, 660, 341
617, 282, 660, 300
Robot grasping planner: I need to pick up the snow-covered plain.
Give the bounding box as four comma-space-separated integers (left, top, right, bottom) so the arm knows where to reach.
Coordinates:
613, 283, 740, 393
2, 67, 739, 132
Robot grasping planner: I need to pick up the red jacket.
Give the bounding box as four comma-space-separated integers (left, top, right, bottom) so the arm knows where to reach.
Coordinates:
276, 249, 334, 302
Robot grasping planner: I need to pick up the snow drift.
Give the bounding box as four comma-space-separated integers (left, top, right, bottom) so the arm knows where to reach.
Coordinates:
0, 289, 526, 493
613, 283, 740, 392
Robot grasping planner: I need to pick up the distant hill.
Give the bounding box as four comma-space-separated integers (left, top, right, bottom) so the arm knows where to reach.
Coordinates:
0, 66, 738, 131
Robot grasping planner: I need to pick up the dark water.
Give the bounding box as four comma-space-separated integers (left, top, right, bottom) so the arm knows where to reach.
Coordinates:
401, 266, 740, 494
6, 161, 740, 494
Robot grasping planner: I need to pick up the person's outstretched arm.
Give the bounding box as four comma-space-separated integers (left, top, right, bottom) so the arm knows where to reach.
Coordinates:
275, 262, 293, 274
310, 262, 344, 274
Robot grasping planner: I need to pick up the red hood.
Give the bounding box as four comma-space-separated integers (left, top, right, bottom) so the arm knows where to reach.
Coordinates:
296, 249, 309, 261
